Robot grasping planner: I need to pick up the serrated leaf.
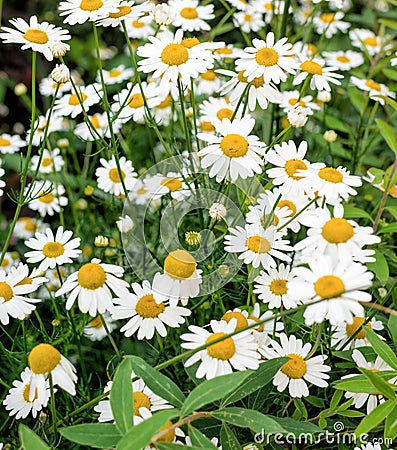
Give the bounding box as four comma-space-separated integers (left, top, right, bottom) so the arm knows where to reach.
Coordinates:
376, 118, 397, 155
385, 404, 397, 439
343, 205, 373, 222
110, 357, 133, 434
188, 425, 218, 449
220, 424, 241, 450
19, 424, 50, 450
59, 424, 121, 448
355, 399, 395, 437
365, 328, 397, 371
366, 250, 389, 284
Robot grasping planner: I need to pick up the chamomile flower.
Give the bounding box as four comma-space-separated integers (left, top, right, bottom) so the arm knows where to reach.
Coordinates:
39, 75, 71, 97
0, 252, 20, 271
112, 278, 191, 340
96, 1, 147, 27
24, 226, 81, 272
55, 258, 130, 316
96, 64, 135, 85
83, 312, 116, 341
234, 8, 265, 33
59, 0, 120, 25
350, 76, 395, 105
252, 0, 285, 22
181, 318, 260, 380
364, 171, 397, 198
235, 32, 296, 84
54, 84, 102, 118
96, 155, 137, 196
10, 263, 48, 291
0, 15, 71, 61
293, 57, 343, 91
289, 257, 373, 326
225, 224, 292, 269
0, 133, 26, 154
169, 0, 215, 32
331, 316, 384, 350
25, 180, 68, 217
199, 96, 240, 125
75, 113, 118, 141
30, 148, 65, 174
213, 44, 240, 61
254, 263, 301, 309
3, 367, 50, 419
349, 29, 387, 56
144, 171, 191, 201
127, 178, 153, 205
247, 304, 284, 347
322, 50, 364, 70
313, 12, 350, 38
14, 217, 47, 240
260, 333, 331, 398
197, 117, 266, 182
125, 14, 154, 39
195, 70, 221, 96
279, 90, 320, 114
27, 114, 65, 147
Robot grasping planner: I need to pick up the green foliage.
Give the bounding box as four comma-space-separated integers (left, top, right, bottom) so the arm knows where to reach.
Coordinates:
19, 425, 50, 450
110, 357, 134, 434
60, 424, 121, 448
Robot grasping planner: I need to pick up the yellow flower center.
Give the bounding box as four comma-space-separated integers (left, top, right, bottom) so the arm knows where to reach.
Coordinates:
109, 5, 131, 18
314, 275, 345, 299
363, 37, 377, 47
137, 186, 148, 195
182, 37, 200, 48
288, 98, 306, 107
20, 218, 37, 232
0, 282, 13, 302
244, 14, 252, 22
0, 137, 11, 146
308, 44, 317, 55
180, 7, 199, 19
216, 108, 234, 120
133, 391, 151, 416
321, 218, 354, 244
135, 294, 165, 318
80, 0, 103, 11
89, 316, 103, 329
221, 311, 248, 330
23, 384, 38, 402
108, 168, 125, 183
248, 314, 264, 332
41, 157, 53, 167
269, 278, 288, 295
0, 258, 9, 268
28, 343, 61, 374
23, 29, 49, 44
284, 159, 307, 179
318, 167, 343, 183
255, 47, 279, 66
157, 95, 172, 109
77, 262, 106, 289
109, 69, 122, 78
164, 249, 196, 280
365, 80, 381, 91
132, 19, 144, 28
69, 92, 88, 106
161, 43, 189, 66
336, 55, 350, 63
300, 60, 323, 75
158, 421, 176, 443
246, 235, 271, 254
16, 277, 33, 286
220, 134, 248, 158
345, 317, 371, 339
206, 332, 236, 360
237, 70, 249, 83
320, 13, 335, 23
38, 192, 55, 204
128, 93, 145, 109
277, 199, 296, 217
91, 115, 101, 129
200, 70, 216, 81
42, 241, 65, 258
160, 177, 182, 192
215, 47, 233, 55
201, 121, 215, 131
281, 353, 307, 379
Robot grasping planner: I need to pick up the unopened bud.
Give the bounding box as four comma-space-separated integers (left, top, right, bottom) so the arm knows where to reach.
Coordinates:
116, 215, 134, 233
14, 83, 27, 96
317, 90, 331, 103
50, 64, 70, 84
51, 41, 70, 58
323, 130, 337, 143
95, 235, 109, 247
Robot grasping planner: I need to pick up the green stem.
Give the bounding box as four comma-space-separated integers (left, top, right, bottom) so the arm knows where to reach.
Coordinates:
100, 313, 121, 359
49, 373, 58, 441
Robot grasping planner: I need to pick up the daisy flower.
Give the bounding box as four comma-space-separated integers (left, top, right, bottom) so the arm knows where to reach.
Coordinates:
233, 8, 265, 34
95, 64, 135, 84
364, 170, 397, 199
83, 312, 116, 341
199, 96, 240, 125
293, 57, 343, 91
59, 0, 120, 25
0, 133, 26, 154
28, 343, 77, 396
26, 180, 68, 217
0, 15, 71, 61
95, 155, 137, 196
235, 32, 296, 84
181, 318, 260, 380
331, 316, 384, 350
322, 50, 364, 71
168, 0, 215, 32
251, 0, 285, 22
289, 257, 373, 326
54, 84, 102, 118
136, 407, 185, 445
246, 304, 284, 348
313, 12, 350, 38
279, 90, 320, 114
14, 217, 47, 240
96, 1, 148, 27
225, 224, 292, 269
195, 70, 221, 96
0, 252, 20, 271
75, 112, 122, 141
39, 75, 71, 97
24, 226, 81, 272
112, 278, 191, 340
350, 76, 395, 105
125, 14, 154, 39
225, 0, 250, 11
27, 114, 65, 147
144, 171, 191, 201
3, 367, 50, 419
349, 28, 387, 56
127, 178, 153, 205
197, 117, 266, 182
254, 263, 301, 309
30, 148, 65, 174
260, 333, 331, 398
213, 44, 240, 61
354, 444, 382, 450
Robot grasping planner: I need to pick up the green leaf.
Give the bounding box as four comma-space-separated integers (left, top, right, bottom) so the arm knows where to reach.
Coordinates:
367, 250, 389, 284
388, 314, 397, 344
330, 390, 344, 410
360, 368, 396, 400
325, 116, 351, 133
222, 358, 288, 406
188, 425, 218, 449
220, 424, 242, 450
376, 118, 397, 155
181, 371, 252, 416
355, 399, 395, 437
385, 206, 397, 219
110, 357, 133, 434
273, 417, 321, 435
127, 355, 185, 407
19, 424, 50, 450
379, 19, 397, 30
212, 407, 284, 434
385, 404, 397, 439
343, 205, 373, 222
116, 409, 180, 450
379, 95, 397, 111
365, 328, 397, 371
378, 223, 397, 234
334, 376, 397, 394
368, 167, 385, 185
337, 410, 365, 417
59, 424, 121, 448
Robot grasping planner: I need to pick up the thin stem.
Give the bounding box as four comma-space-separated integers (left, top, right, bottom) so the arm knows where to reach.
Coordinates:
49, 374, 58, 441
100, 313, 121, 359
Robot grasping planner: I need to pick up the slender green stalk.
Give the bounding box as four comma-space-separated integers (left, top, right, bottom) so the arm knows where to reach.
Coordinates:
49, 374, 58, 441
99, 313, 121, 359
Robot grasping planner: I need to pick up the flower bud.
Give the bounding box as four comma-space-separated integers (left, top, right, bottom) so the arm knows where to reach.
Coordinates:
287, 106, 310, 128
51, 41, 70, 58
323, 130, 337, 143
50, 64, 70, 84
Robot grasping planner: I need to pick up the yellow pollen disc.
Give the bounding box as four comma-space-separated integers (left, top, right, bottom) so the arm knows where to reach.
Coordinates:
132, 19, 144, 28
109, 69, 122, 78
135, 294, 165, 318
237, 71, 248, 83
128, 93, 145, 109
206, 332, 236, 360
284, 159, 307, 179
269, 278, 288, 295
180, 7, 199, 19
160, 177, 182, 192
251, 75, 265, 88
255, 47, 279, 66
300, 60, 323, 75
109, 5, 131, 18
23, 384, 38, 402
281, 353, 307, 379
318, 167, 343, 183
308, 43, 317, 55
201, 121, 215, 131
314, 275, 345, 299
0, 282, 13, 302
244, 14, 252, 21
220, 134, 248, 158
91, 115, 101, 129
0, 258, 9, 268
89, 316, 103, 329
164, 249, 196, 280
277, 200, 296, 217
182, 37, 200, 48
365, 79, 381, 91
28, 343, 61, 374
38, 192, 55, 204
216, 108, 234, 120
16, 277, 33, 286
69, 92, 88, 106
42, 241, 65, 258
0, 137, 11, 146
137, 186, 148, 195
336, 55, 350, 63
158, 420, 176, 442
345, 317, 371, 339
221, 311, 248, 330
246, 235, 271, 254
200, 70, 216, 81
161, 43, 189, 66
133, 391, 151, 416
157, 95, 172, 109
321, 218, 354, 244
288, 98, 306, 107
363, 37, 377, 47
23, 29, 48, 44
20, 218, 37, 232
41, 157, 53, 167
261, 213, 279, 227
109, 168, 125, 183
321, 13, 335, 23
77, 262, 106, 289
248, 314, 264, 332
215, 47, 233, 55
80, 0, 103, 11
